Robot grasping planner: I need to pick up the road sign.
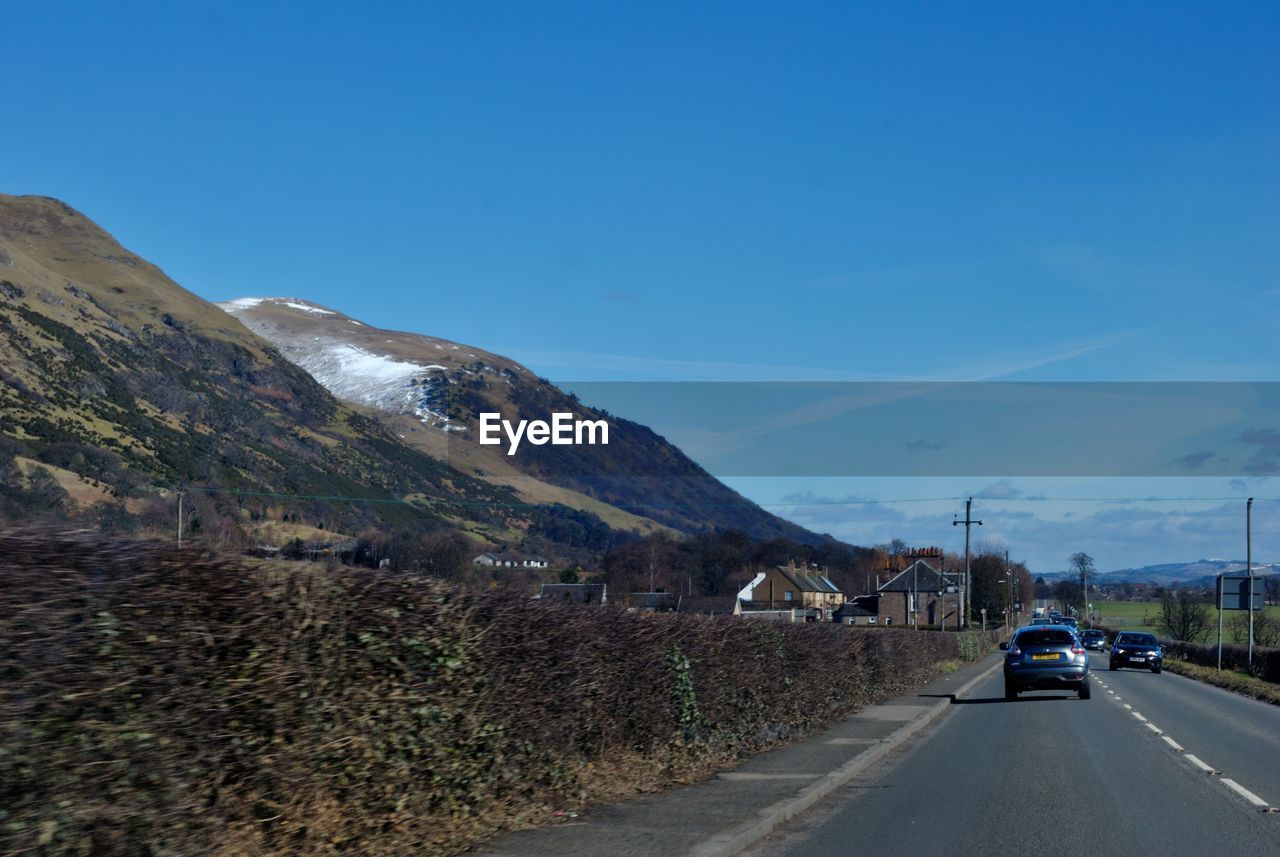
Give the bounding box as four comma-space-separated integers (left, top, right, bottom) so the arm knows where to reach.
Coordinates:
1217, 575, 1264, 611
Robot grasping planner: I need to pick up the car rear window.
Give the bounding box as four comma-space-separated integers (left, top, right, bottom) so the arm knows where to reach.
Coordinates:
1117, 634, 1157, 646
1015, 630, 1075, 646
1083, 631, 1103, 638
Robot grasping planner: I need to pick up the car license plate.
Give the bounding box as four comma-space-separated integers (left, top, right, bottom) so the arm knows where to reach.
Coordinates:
1130, 656, 1146, 661
1032, 653, 1059, 661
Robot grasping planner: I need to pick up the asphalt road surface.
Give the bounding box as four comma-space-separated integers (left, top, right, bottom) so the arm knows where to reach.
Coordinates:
745, 652, 1280, 857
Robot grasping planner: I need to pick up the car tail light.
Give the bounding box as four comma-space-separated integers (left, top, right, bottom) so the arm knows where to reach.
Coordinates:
1072, 645, 1085, 655
1007, 644, 1021, 656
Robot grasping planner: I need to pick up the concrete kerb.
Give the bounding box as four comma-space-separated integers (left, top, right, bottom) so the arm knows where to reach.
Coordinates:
689, 656, 1004, 857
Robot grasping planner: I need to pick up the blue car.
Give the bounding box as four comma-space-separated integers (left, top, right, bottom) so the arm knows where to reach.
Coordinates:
1001, 625, 1092, 700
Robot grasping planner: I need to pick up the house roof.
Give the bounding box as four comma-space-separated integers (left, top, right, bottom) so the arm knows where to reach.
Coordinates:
835, 603, 877, 618
775, 566, 842, 594
538, 583, 607, 605
878, 559, 957, 593
677, 595, 738, 615
627, 591, 677, 610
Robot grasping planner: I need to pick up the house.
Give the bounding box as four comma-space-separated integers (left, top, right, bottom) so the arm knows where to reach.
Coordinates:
537, 583, 607, 606
876, 559, 959, 627
625, 591, 677, 612
676, 595, 740, 616
834, 601, 879, 625
737, 561, 845, 620
474, 553, 550, 569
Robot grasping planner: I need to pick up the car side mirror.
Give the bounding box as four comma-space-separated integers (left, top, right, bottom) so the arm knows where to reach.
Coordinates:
999, 642, 1009, 651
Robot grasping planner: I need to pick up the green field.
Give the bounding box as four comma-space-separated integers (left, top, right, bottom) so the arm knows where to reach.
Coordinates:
1090, 600, 1280, 638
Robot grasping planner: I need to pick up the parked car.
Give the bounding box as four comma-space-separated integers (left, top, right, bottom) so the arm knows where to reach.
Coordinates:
1109, 632, 1163, 673
1001, 626, 1092, 700
1080, 629, 1106, 651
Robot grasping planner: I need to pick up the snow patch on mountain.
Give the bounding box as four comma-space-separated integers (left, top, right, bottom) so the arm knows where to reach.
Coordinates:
217, 295, 525, 433
282, 301, 334, 315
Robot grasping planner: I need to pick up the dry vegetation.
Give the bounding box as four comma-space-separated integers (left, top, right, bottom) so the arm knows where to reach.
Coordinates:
1, 530, 998, 856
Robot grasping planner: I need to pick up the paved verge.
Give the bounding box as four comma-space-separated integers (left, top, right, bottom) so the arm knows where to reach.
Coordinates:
475, 653, 1002, 857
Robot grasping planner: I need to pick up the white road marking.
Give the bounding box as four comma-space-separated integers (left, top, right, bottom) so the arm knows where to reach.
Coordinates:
1132, 712, 1148, 723
1184, 754, 1219, 775
1162, 736, 1184, 752
1123, 703, 1132, 709
1145, 723, 1163, 735
1221, 778, 1271, 809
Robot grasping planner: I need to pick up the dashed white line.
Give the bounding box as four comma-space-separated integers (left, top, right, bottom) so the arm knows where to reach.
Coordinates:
1185, 754, 1219, 775
1221, 779, 1271, 810
1109, 677, 1276, 813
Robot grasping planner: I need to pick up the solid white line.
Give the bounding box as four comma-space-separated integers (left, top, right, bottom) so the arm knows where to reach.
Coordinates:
1131, 712, 1147, 723
1221, 779, 1271, 809
1145, 722, 1163, 735
1162, 736, 1184, 752
1185, 754, 1218, 774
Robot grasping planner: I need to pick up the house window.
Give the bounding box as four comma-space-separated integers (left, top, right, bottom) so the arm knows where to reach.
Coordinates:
868, 617, 877, 625
784, 591, 794, 602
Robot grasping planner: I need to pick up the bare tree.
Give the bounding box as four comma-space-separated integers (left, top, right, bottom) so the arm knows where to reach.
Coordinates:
1159, 589, 1212, 642
1069, 552, 1095, 618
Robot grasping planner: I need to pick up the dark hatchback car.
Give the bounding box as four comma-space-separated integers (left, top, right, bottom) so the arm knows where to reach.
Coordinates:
1001, 626, 1091, 700
1080, 629, 1106, 651
1109, 632, 1163, 673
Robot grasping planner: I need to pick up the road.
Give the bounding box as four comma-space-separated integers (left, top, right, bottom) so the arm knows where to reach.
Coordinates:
744, 651, 1280, 857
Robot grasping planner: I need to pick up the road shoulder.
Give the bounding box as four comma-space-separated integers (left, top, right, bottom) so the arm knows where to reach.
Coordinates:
476, 653, 1003, 857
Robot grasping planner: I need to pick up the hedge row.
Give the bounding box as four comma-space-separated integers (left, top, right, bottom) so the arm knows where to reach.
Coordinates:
0, 532, 997, 856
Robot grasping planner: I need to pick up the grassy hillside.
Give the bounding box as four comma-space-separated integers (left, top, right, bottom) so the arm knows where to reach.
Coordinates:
0, 195, 581, 550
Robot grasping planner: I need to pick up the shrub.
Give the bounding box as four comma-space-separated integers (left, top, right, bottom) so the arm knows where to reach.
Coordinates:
0, 531, 996, 856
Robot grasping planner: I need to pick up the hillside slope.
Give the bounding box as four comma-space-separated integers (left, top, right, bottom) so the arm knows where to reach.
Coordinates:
0, 194, 535, 541
220, 297, 829, 544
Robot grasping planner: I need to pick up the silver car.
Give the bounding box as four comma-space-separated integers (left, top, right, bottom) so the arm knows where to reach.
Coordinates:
1001, 625, 1092, 700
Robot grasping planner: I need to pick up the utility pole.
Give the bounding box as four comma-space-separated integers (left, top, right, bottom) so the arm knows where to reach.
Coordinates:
1005, 549, 1013, 628
913, 559, 919, 630
953, 498, 982, 629
176, 489, 185, 549
1248, 497, 1254, 668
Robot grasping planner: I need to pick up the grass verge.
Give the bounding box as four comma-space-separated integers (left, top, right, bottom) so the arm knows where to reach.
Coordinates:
1162, 659, 1280, 705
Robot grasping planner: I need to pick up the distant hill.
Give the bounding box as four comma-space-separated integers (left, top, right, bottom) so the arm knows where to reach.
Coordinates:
1042, 559, 1280, 587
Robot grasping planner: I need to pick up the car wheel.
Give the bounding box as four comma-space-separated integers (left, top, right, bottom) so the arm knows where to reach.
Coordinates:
1079, 680, 1091, 700
1004, 680, 1018, 701
1152, 666, 1161, 674
1109, 662, 1117, 671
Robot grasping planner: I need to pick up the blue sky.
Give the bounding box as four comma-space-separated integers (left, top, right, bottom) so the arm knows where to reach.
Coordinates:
5, 3, 1278, 571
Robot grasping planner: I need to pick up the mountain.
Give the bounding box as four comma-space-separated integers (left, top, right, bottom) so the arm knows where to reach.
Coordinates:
0, 193, 534, 542
0, 193, 830, 554
218, 297, 829, 544
1042, 559, 1280, 587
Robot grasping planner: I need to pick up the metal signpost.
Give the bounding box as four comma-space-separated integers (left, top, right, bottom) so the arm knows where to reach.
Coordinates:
1217, 573, 1263, 669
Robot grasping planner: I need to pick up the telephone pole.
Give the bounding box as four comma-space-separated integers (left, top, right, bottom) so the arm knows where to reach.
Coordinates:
176, 490, 186, 549
1248, 497, 1254, 668
953, 498, 982, 629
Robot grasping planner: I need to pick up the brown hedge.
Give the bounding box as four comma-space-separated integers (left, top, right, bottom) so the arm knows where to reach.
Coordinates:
0, 532, 996, 856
